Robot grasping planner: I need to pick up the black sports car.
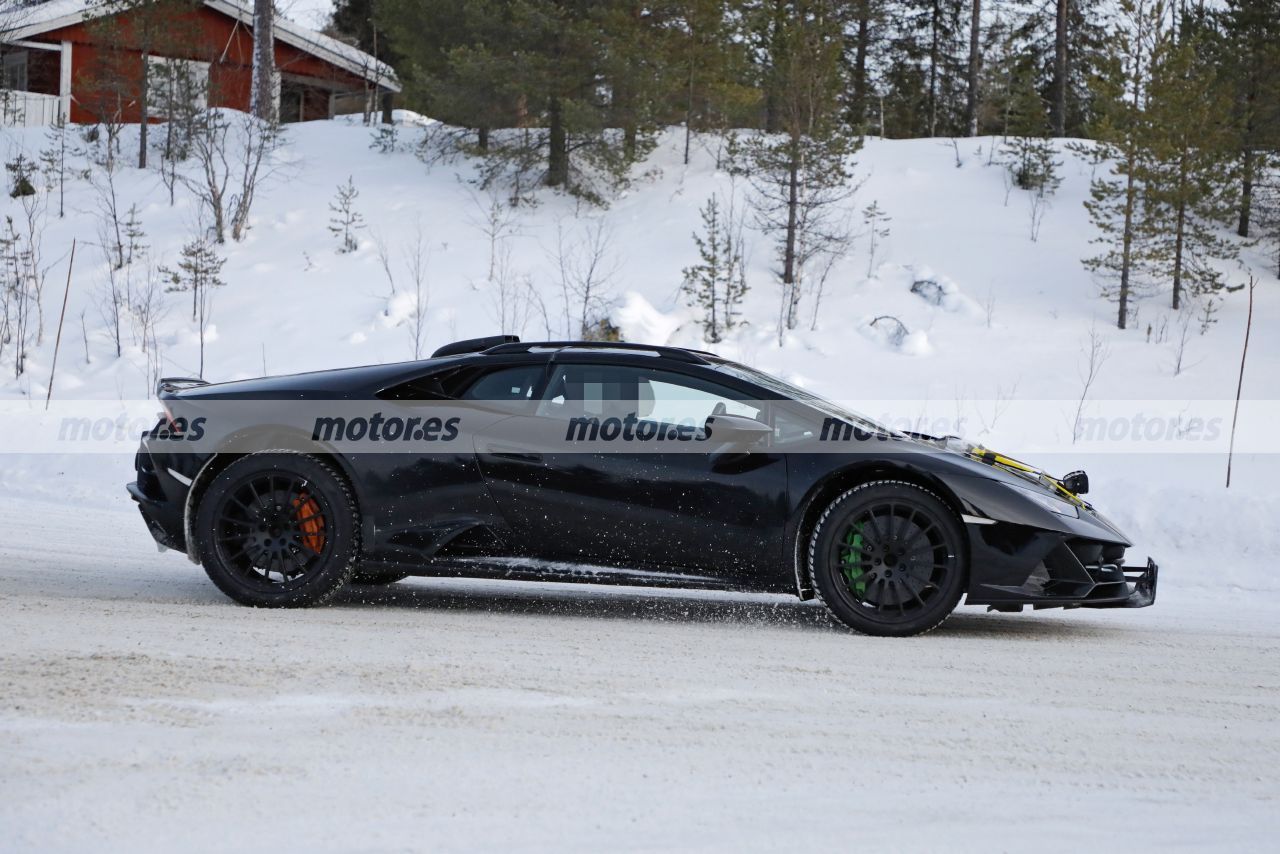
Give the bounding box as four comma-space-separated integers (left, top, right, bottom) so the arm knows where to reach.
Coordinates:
128, 336, 1157, 636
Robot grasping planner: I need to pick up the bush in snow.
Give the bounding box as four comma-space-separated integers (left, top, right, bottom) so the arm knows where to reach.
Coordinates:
910, 279, 945, 306
860, 314, 932, 356
553, 218, 618, 339
867, 315, 908, 349
6, 155, 37, 198
178, 109, 285, 244
903, 268, 982, 317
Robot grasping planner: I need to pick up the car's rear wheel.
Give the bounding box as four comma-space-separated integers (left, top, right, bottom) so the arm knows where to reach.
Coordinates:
195, 453, 360, 607
809, 480, 966, 637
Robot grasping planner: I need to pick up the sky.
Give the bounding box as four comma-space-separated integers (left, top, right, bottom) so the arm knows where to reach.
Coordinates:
278, 0, 334, 30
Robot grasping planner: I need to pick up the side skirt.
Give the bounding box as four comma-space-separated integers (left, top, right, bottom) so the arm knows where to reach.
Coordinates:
357, 557, 760, 594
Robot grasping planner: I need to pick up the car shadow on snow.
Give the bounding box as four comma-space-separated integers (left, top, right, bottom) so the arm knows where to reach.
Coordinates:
331, 576, 1128, 640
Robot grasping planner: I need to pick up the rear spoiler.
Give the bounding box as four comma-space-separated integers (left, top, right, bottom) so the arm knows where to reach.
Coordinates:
156, 376, 209, 398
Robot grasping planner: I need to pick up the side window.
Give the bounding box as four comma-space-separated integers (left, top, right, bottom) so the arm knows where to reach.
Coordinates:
772, 403, 819, 445
458, 365, 543, 402
537, 364, 639, 418
537, 364, 762, 426
642, 376, 761, 425
378, 365, 542, 402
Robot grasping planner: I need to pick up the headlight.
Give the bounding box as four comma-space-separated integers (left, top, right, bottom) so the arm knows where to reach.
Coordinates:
1008, 483, 1079, 518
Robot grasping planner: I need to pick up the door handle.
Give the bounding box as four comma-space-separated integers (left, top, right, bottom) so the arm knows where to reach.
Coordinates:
483, 446, 543, 464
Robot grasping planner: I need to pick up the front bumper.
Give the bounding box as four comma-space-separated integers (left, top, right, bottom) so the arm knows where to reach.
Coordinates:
977, 558, 1159, 612
128, 481, 185, 551
1120, 559, 1159, 608
963, 512, 1159, 611
128, 441, 189, 552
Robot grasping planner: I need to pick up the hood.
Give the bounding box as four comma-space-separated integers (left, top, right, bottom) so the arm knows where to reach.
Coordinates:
903, 431, 1090, 508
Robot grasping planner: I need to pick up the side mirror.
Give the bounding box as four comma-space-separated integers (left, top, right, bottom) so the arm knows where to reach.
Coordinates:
1062, 470, 1089, 495
705, 413, 771, 447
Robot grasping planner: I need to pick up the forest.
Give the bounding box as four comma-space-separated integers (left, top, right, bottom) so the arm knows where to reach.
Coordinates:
325, 0, 1280, 330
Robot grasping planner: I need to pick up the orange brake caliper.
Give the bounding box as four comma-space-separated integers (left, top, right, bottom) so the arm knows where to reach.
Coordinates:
292, 493, 326, 553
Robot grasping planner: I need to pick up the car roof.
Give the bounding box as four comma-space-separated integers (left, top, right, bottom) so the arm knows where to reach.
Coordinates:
431, 336, 721, 364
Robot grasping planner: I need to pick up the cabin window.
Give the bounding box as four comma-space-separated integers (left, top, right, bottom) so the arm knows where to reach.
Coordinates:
2, 51, 28, 92
146, 56, 209, 117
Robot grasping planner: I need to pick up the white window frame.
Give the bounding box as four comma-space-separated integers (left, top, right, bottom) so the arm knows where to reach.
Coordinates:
145, 56, 210, 118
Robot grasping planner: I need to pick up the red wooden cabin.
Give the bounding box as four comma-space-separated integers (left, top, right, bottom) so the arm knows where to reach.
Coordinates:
1, 0, 398, 127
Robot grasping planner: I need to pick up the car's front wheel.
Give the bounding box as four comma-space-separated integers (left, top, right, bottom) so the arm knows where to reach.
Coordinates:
195, 453, 360, 607
809, 480, 967, 637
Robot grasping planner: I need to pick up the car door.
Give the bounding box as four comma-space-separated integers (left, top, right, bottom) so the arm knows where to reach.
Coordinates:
360, 361, 549, 562
473, 360, 789, 581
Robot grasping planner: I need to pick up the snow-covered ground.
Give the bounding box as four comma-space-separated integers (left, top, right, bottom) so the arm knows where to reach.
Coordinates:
1, 118, 1276, 585
1, 117, 1278, 847
2, 495, 1278, 852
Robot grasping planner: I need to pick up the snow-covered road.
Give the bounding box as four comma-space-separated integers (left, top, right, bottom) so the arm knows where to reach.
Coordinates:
2, 496, 1277, 852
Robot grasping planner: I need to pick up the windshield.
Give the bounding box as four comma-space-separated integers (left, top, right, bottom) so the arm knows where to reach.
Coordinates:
712, 360, 901, 437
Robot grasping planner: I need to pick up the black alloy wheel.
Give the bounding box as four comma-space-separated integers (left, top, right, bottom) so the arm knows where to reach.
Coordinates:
195, 453, 360, 607
809, 480, 967, 637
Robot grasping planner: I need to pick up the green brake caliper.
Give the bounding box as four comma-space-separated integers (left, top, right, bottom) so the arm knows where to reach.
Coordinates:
841, 524, 868, 595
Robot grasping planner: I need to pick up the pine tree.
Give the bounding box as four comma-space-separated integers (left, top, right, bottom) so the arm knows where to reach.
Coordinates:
380, 0, 664, 201
884, 0, 968, 138
1050, 0, 1113, 137
964, 0, 982, 136
844, 0, 887, 133
983, 0, 1111, 139
329, 176, 365, 253
329, 0, 401, 68
1000, 72, 1061, 195
1144, 26, 1239, 310
598, 2, 669, 163
375, 0, 512, 149
1215, 0, 1280, 238
741, 0, 859, 338
162, 237, 226, 321
668, 0, 760, 163
682, 194, 748, 342
1082, 0, 1164, 330
1252, 164, 1280, 276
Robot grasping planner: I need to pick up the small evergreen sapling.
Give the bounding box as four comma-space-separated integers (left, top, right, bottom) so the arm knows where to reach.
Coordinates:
329, 175, 365, 253
122, 205, 147, 267
682, 194, 747, 344
862, 201, 891, 277
161, 236, 226, 321
6, 155, 37, 198
38, 118, 80, 218
162, 236, 225, 376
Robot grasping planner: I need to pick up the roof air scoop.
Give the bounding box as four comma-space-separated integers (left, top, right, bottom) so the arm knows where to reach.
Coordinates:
431, 335, 520, 358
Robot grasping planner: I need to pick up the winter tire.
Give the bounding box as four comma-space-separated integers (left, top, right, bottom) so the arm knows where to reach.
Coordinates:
195, 452, 360, 607
809, 480, 966, 637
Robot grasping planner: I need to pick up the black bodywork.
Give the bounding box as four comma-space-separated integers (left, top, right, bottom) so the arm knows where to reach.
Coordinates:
129, 339, 1157, 611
